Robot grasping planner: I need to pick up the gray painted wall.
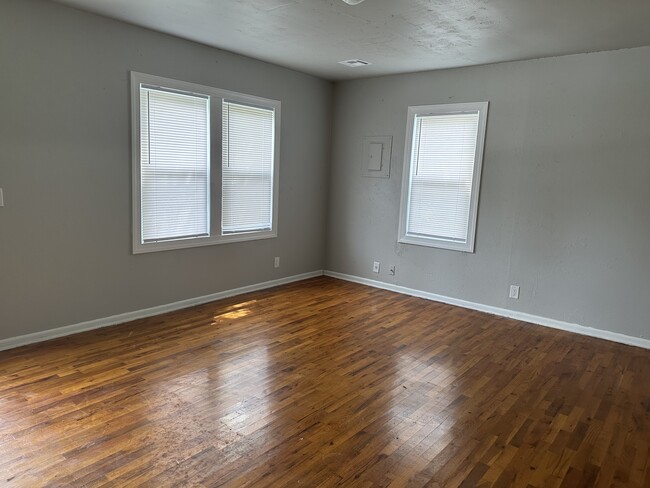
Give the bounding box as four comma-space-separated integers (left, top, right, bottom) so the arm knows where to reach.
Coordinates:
2, 0, 649, 344
327, 47, 650, 340
0, 0, 332, 340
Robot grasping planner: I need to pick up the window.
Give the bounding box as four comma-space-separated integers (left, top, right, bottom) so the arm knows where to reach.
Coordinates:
131, 72, 280, 254
398, 102, 488, 252
140, 87, 210, 243
222, 101, 274, 234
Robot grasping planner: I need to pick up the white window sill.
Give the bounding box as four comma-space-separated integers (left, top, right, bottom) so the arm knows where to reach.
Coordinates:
133, 230, 277, 254
398, 235, 474, 253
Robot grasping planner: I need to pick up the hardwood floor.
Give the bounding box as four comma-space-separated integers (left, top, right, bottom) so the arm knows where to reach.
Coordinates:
0, 277, 648, 487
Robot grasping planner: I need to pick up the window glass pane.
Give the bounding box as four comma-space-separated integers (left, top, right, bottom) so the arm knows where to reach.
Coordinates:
222, 101, 275, 234
140, 86, 210, 242
407, 112, 479, 242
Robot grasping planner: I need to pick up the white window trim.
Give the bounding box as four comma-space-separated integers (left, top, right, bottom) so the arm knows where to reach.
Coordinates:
131, 72, 281, 254
398, 101, 489, 253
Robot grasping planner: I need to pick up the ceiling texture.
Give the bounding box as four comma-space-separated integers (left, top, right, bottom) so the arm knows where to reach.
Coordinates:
52, 0, 650, 80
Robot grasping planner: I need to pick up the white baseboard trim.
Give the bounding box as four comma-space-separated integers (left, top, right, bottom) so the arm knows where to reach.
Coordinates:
324, 270, 650, 350
0, 270, 324, 352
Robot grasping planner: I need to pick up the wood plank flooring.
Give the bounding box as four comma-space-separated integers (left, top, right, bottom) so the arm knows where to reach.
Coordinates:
0, 276, 648, 487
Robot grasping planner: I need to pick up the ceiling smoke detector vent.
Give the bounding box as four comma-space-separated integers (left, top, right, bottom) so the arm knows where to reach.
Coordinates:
338, 59, 371, 68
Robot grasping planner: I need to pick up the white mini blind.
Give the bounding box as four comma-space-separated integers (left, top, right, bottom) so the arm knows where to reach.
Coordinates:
407, 112, 480, 243
222, 101, 275, 234
140, 86, 210, 243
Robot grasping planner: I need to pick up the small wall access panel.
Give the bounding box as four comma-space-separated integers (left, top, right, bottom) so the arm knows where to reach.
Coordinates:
361, 136, 392, 178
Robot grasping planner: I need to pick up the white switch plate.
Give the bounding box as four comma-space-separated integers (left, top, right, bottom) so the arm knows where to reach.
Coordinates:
509, 285, 520, 299
0, 188, 4, 207
372, 261, 380, 273
274, 257, 280, 268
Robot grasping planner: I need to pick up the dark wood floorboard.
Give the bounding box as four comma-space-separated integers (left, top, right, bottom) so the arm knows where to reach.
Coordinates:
0, 276, 648, 487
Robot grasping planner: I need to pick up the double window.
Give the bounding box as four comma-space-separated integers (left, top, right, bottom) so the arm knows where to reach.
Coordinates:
131, 72, 280, 253
399, 102, 488, 252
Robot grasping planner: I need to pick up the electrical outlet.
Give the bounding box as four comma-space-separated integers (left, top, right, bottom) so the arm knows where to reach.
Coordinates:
509, 285, 520, 299
274, 257, 280, 268
372, 261, 380, 273
388, 265, 396, 276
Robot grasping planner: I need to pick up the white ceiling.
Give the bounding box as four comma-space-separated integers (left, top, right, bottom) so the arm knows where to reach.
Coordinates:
53, 0, 650, 80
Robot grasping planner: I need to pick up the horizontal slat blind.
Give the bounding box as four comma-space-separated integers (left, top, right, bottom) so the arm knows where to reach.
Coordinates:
407, 112, 480, 243
222, 101, 275, 234
140, 86, 210, 243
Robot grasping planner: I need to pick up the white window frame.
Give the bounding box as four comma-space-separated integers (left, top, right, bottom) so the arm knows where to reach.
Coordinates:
398, 101, 488, 253
131, 72, 281, 254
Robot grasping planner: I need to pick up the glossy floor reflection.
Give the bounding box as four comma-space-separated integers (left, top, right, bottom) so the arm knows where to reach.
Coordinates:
0, 277, 648, 487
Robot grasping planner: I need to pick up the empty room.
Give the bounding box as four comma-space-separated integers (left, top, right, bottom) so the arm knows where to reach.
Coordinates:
1, 0, 649, 486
